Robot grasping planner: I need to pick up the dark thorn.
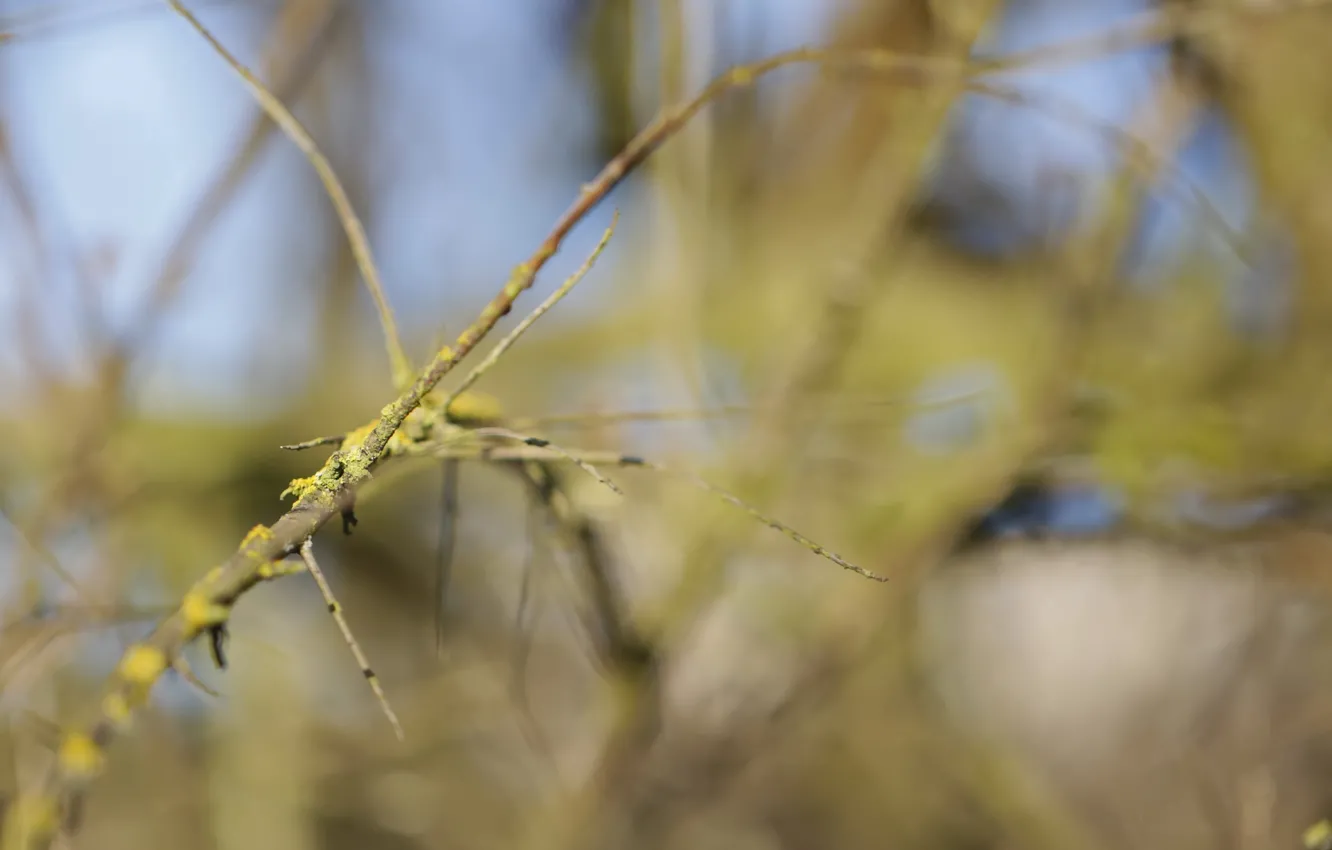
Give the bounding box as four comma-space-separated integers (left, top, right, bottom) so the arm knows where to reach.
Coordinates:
64, 793, 86, 834
208, 624, 229, 670
341, 507, 358, 536
610, 638, 657, 676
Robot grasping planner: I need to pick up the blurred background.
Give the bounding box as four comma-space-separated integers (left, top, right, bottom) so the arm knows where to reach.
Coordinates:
4, 0, 1332, 848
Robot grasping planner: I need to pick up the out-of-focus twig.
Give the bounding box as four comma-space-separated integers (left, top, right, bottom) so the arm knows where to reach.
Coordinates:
402, 430, 884, 580
164, 0, 412, 389
125, 0, 348, 353
1, 0, 346, 636
0, 0, 241, 44
973, 0, 1332, 78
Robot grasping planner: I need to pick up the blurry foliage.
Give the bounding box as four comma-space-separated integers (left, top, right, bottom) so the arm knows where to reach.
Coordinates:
5, 1, 1332, 849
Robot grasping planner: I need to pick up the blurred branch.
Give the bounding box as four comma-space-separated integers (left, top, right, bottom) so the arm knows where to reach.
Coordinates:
0, 0, 345, 636
0, 0, 245, 44
575, 0, 638, 163
125, 0, 348, 355
648, 0, 717, 416
0, 124, 80, 386
652, 0, 1002, 671
164, 0, 413, 389
1184, 0, 1332, 329
511, 460, 657, 758
972, 0, 1329, 76
529, 7, 1004, 847
401, 433, 883, 580
5, 102, 629, 847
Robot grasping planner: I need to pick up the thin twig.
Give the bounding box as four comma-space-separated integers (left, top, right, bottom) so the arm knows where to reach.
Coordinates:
0, 2, 346, 679
297, 539, 404, 741
510, 461, 653, 680
472, 428, 624, 496
279, 434, 346, 452
0, 507, 93, 600
0, 603, 177, 636
631, 457, 887, 581
505, 405, 756, 430
434, 458, 459, 657
418, 444, 650, 465
512, 497, 542, 695
163, 0, 412, 388
973, 1, 1332, 79
289, 387, 983, 450
0, 0, 240, 43
506, 495, 564, 786
127, 0, 346, 352
501, 394, 940, 430
439, 211, 619, 415
421, 438, 882, 581
171, 655, 220, 699
968, 79, 1252, 266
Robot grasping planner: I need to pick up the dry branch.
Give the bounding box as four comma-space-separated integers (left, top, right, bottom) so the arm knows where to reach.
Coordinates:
127, 0, 348, 350
165, 0, 413, 388
296, 539, 403, 740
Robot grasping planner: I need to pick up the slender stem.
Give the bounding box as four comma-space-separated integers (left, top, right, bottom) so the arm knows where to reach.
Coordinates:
439, 212, 618, 416
434, 459, 460, 657
164, 0, 412, 388
472, 428, 624, 496
298, 539, 404, 740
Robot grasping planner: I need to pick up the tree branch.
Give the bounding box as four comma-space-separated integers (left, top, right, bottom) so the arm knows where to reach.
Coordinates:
164, 0, 413, 388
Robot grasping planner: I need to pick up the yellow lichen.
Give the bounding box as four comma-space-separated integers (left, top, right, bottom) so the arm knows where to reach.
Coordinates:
446, 390, 504, 425
281, 476, 316, 501
342, 421, 376, 448
5, 794, 58, 839
256, 559, 303, 580
1305, 820, 1332, 850
181, 592, 227, 630
276, 560, 306, 577
241, 524, 273, 546
102, 692, 131, 728
118, 645, 167, 686
57, 733, 103, 777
